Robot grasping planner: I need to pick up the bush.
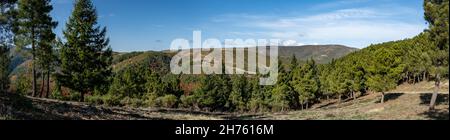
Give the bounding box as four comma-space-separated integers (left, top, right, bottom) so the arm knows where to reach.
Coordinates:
15, 74, 31, 95
102, 93, 121, 106
151, 94, 178, 108
159, 94, 178, 108
50, 88, 63, 100
180, 95, 197, 108
85, 94, 104, 105
144, 93, 158, 107
120, 97, 144, 107
247, 98, 268, 113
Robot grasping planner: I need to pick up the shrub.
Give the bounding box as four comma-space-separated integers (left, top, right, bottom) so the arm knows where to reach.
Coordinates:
144, 93, 158, 107
159, 94, 178, 108
15, 74, 31, 95
102, 94, 121, 106
247, 98, 268, 113
180, 95, 197, 108
85, 94, 104, 105
120, 97, 144, 107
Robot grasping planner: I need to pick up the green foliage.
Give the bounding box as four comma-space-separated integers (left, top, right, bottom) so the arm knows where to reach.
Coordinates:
271, 84, 292, 112
180, 95, 197, 109
291, 59, 319, 108
85, 94, 104, 105
193, 74, 231, 111
156, 94, 178, 108
58, 0, 112, 101
424, 0, 449, 80
366, 46, 405, 94
112, 52, 144, 64
120, 97, 144, 108
102, 93, 121, 106
4, 0, 447, 114
0, 44, 10, 94
269, 61, 298, 111
15, 73, 30, 95
247, 76, 268, 112
109, 65, 149, 98
0, 0, 16, 94
14, 0, 57, 97
228, 75, 250, 112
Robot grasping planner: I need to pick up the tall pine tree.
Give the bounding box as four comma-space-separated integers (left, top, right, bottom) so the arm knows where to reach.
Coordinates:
58, 0, 112, 102
424, 0, 449, 110
14, 0, 57, 97
0, 0, 17, 94
291, 59, 319, 109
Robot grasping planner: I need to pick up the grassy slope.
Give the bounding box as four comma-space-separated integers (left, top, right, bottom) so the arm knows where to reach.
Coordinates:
1, 81, 448, 120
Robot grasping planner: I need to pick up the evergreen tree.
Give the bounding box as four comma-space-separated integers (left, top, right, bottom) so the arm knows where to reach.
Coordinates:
287, 55, 298, 80
424, 0, 449, 110
228, 75, 248, 112
291, 59, 319, 109
271, 60, 297, 111
366, 48, 405, 103
194, 74, 231, 111
58, 0, 112, 102
247, 75, 266, 112
109, 65, 149, 98
0, 0, 16, 94
14, 0, 57, 97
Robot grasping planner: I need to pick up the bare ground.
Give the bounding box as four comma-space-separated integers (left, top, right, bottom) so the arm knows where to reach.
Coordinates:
1, 81, 448, 120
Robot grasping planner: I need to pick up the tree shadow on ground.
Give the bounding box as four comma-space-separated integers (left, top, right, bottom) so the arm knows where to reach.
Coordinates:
419, 93, 449, 105
222, 114, 268, 120
1, 94, 173, 120
154, 108, 228, 116
420, 109, 449, 120
1, 93, 74, 120
376, 93, 404, 103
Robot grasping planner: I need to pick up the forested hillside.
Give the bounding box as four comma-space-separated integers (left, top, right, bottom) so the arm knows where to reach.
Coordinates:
1, 0, 448, 119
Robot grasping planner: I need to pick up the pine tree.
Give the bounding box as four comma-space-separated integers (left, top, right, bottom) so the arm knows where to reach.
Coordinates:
228, 75, 248, 112
366, 48, 405, 103
58, 0, 112, 102
287, 54, 298, 80
291, 59, 319, 109
271, 60, 297, 111
424, 0, 449, 110
0, 0, 16, 94
14, 0, 57, 97
247, 75, 266, 112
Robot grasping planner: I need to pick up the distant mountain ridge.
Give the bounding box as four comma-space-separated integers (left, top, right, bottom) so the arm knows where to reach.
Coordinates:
278, 45, 358, 64
9, 44, 358, 76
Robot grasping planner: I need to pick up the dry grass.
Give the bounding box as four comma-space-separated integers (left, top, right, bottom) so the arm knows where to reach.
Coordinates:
1, 81, 448, 120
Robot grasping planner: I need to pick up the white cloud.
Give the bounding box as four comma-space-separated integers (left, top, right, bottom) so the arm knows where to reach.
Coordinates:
212, 7, 426, 48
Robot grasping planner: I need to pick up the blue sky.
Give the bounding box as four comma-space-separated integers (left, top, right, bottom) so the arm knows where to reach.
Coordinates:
51, 0, 427, 52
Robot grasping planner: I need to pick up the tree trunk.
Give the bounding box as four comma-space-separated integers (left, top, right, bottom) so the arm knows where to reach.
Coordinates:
80, 92, 85, 102
45, 70, 50, 98
338, 95, 342, 104
39, 73, 45, 98
429, 74, 440, 110
380, 92, 385, 104
407, 73, 410, 83
31, 29, 36, 97
353, 91, 356, 101
306, 102, 309, 109
422, 72, 426, 82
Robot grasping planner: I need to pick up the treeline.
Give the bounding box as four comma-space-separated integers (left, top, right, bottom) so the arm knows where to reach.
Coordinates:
1, 0, 448, 112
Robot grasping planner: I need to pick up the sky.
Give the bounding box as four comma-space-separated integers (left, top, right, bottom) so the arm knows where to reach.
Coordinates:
51, 0, 428, 52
